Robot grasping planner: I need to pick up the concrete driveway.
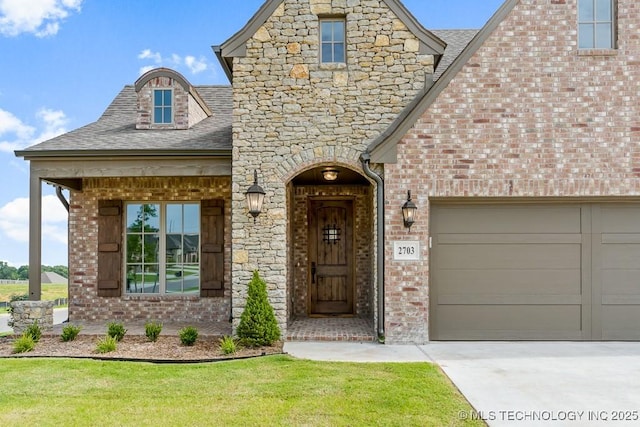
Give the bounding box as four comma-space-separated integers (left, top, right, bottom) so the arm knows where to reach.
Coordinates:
422, 342, 640, 426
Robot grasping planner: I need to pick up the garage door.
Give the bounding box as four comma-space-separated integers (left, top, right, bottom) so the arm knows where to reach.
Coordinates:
430, 204, 640, 341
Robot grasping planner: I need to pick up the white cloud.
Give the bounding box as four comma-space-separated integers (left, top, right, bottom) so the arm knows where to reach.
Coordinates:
0, 0, 83, 37
138, 49, 210, 76
0, 107, 68, 153
185, 55, 208, 74
0, 194, 68, 245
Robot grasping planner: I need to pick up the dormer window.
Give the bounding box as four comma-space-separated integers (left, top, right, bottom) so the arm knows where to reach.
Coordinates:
154, 89, 173, 124
320, 19, 345, 63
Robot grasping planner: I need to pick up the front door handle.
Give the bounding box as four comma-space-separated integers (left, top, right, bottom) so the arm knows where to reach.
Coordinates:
311, 262, 316, 284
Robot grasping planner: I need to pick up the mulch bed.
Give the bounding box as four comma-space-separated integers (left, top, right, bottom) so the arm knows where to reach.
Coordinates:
0, 334, 284, 363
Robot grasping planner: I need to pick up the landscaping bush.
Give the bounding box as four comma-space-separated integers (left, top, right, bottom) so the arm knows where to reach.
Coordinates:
179, 326, 198, 346
95, 336, 117, 354
61, 324, 82, 342
145, 321, 163, 342
25, 320, 42, 343
107, 322, 127, 342
12, 332, 35, 354
219, 336, 237, 355
237, 270, 281, 347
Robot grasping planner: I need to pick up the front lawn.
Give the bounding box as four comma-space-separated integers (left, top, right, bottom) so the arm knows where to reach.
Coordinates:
0, 283, 68, 314
0, 356, 481, 426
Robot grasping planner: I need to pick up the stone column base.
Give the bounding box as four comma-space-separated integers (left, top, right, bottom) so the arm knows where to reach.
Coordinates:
10, 301, 55, 335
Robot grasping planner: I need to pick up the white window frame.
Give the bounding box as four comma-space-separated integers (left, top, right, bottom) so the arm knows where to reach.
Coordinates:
124, 202, 200, 295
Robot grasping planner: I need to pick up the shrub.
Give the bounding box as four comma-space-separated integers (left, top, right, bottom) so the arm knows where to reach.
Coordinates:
219, 336, 237, 355
107, 322, 127, 342
237, 270, 281, 347
24, 320, 42, 343
61, 324, 82, 342
95, 336, 117, 354
145, 321, 163, 342
179, 326, 198, 346
13, 333, 35, 354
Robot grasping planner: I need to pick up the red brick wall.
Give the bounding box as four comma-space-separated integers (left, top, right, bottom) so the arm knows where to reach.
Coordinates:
68, 177, 231, 323
385, 0, 640, 343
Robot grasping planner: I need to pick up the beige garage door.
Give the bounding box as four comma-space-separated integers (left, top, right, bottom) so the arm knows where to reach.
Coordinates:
430, 204, 640, 341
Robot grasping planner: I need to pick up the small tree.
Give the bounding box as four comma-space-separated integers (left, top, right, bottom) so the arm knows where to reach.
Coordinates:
237, 270, 281, 347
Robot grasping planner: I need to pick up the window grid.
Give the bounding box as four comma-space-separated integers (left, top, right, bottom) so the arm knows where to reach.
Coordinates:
125, 202, 200, 295
578, 0, 615, 49
153, 89, 173, 124
320, 19, 346, 63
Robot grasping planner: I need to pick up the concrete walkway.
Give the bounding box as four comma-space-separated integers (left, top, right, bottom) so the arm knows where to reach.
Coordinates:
285, 341, 640, 427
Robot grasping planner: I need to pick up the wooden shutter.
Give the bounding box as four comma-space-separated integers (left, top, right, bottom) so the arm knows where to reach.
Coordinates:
201, 200, 225, 297
97, 200, 123, 297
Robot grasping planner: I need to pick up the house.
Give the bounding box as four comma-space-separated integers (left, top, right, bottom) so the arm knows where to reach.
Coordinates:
16, 0, 640, 343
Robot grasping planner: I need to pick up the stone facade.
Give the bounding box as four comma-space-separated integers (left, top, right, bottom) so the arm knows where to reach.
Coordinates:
10, 300, 54, 334
231, 0, 435, 334
384, 0, 640, 343
68, 177, 231, 323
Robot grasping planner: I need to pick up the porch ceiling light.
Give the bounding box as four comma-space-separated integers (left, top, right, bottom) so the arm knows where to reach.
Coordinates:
245, 170, 265, 223
322, 168, 339, 181
402, 190, 417, 230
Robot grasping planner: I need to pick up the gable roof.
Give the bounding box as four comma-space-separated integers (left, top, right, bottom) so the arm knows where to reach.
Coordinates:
213, 0, 447, 82
368, 0, 519, 163
15, 85, 233, 159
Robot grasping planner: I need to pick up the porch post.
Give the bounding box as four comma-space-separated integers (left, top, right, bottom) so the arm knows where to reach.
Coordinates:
28, 170, 42, 300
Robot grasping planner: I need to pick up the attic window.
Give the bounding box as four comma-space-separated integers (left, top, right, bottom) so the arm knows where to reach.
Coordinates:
320, 19, 345, 63
153, 89, 173, 124
578, 0, 616, 49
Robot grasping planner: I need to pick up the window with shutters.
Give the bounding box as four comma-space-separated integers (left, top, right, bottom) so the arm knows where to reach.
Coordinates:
125, 202, 201, 294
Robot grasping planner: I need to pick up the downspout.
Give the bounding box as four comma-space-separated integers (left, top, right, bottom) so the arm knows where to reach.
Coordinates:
55, 186, 69, 212
360, 153, 385, 339
54, 185, 70, 323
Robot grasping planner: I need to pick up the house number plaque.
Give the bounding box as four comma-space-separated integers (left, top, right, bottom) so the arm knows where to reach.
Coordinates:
393, 241, 421, 261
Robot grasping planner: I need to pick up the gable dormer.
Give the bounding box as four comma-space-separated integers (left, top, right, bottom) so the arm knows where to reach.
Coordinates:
134, 68, 211, 130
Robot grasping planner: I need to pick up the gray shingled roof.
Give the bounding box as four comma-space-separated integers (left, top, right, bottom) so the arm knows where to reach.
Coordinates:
432, 29, 479, 81
16, 85, 233, 156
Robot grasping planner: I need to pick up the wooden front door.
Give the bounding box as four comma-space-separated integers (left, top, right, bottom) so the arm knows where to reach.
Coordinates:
309, 199, 354, 315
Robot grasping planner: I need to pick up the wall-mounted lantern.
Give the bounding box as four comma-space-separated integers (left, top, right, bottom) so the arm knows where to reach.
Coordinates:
402, 190, 417, 230
245, 170, 265, 223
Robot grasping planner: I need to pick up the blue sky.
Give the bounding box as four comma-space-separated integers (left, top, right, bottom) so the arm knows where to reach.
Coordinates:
0, 0, 504, 267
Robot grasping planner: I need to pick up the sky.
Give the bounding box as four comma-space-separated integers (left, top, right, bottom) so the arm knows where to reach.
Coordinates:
0, 0, 504, 267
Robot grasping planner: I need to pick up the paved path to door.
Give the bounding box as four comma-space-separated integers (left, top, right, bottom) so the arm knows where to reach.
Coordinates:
285, 341, 640, 426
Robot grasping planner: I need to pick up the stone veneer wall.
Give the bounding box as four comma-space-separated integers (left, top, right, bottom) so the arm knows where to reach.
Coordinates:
68, 177, 231, 323
291, 185, 373, 318
231, 0, 435, 334
10, 300, 54, 334
384, 0, 640, 343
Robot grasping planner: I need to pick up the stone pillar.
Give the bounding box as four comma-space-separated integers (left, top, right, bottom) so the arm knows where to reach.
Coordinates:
9, 300, 54, 335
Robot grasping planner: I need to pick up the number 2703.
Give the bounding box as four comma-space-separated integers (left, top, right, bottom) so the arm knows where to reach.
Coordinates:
398, 246, 416, 255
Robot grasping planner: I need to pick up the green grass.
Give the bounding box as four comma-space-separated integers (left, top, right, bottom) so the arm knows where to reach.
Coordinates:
0, 283, 68, 303
0, 356, 482, 427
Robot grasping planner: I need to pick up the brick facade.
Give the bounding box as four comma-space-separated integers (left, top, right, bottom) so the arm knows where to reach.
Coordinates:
68, 177, 231, 323
231, 0, 435, 335
384, 0, 640, 343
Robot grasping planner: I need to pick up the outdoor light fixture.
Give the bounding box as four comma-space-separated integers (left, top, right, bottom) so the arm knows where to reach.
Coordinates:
245, 170, 265, 223
322, 168, 339, 181
402, 190, 417, 230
